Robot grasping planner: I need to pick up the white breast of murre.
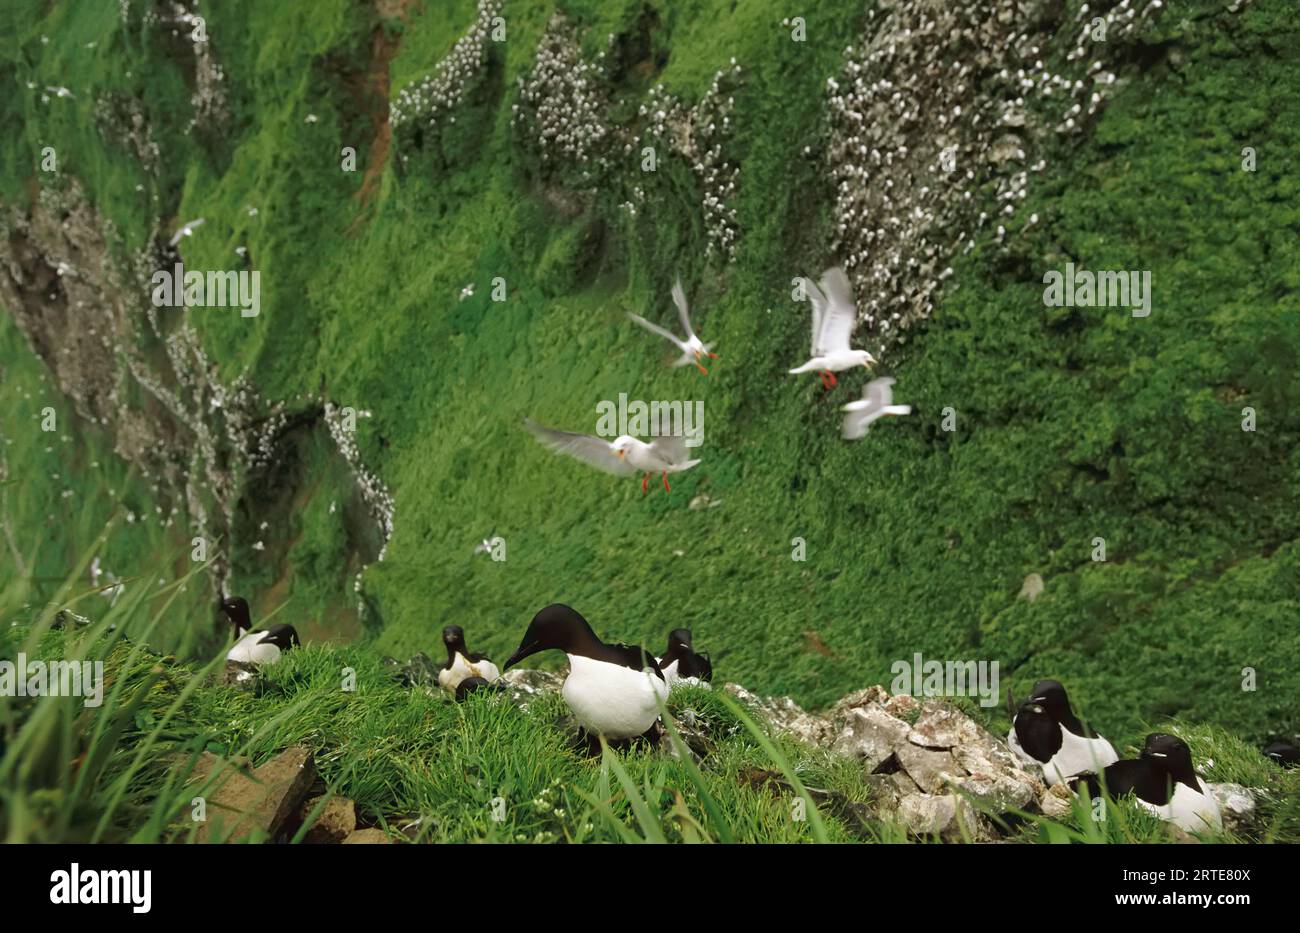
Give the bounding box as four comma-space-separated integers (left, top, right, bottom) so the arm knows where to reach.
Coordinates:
227, 631, 282, 666
1048, 728, 1118, 784
562, 654, 668, 739
1136, 779, 1222, 832
438, 652, 501, 692
1009, 724, 1118, 786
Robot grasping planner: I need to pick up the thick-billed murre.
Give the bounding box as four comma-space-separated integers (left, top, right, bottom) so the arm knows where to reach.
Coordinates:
221, 597, 299, 666
1007, 679, 1117, 785
437, 625, 500, 694
657, 628, 713, 688
504, 603, 667, 740
1072, 732, 1222, 832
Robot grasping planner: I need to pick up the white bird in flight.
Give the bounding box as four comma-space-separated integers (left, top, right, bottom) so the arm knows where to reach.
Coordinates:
841, 377, 911, 440
168, 218, 205, 247
45, 86, 74, 99
789, 266, 876, 389
524, 418, 701, 494
628, 278, 717, 374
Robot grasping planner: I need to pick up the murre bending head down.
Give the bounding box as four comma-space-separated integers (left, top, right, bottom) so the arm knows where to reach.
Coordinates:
1007, 679, 1117, 785
220, 597, 300, 666
505, 603, 667, 740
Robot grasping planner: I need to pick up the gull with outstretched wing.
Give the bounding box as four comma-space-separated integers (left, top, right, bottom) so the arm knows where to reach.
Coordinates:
524, 417, 701, 494
169, 218, 205, 247
628, 277, 717, 374
841, 377, 911, 440
789, 266, 876, 389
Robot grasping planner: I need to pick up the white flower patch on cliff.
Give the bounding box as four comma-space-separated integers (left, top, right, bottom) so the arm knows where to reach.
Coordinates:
630, 62, 743, 262
511, 13, 613, 185
390, 0, 502, 158
826, 0, 1164, 347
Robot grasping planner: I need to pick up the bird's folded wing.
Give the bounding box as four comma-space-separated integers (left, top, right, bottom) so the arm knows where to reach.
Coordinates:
671, 277, 696, 339
648, 431, 692, 466
524, 419, 636, 475
647, 410, 693, 465
814, 266, 858, 355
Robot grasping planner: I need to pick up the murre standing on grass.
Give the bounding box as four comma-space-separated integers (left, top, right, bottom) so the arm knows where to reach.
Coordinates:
1007, 679, 1118, 785
438, 625, 500, 694
221, 597, 300, 666
1072, 733, 1222, 832
504, 604, 668, 740
657, 628, 713, 688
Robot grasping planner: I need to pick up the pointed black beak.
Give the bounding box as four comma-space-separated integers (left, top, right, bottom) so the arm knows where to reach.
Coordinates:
504, 642, 539, 671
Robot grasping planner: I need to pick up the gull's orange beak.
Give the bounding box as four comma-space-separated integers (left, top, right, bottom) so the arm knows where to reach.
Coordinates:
616, 449, 626, 459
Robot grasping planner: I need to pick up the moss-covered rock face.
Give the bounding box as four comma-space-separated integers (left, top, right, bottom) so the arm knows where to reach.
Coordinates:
1, 0, 1297, 763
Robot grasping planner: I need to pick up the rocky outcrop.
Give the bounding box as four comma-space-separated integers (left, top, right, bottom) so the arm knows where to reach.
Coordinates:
729, 683, 1043, 840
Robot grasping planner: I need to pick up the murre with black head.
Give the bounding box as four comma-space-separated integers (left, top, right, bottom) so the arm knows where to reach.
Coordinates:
220, 596, 300, 666
657, 628, 713, 688
1263, 741, 1300, 768
1007, 679, 1117, 785
504, 603, 668, 743
1072, 732, 1222, 832
438, 625, 500, 694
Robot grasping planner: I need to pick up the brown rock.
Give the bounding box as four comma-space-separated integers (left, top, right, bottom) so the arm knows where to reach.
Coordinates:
342, 828, 393, 844
1039, 782, 1076, 820
190, 746, 316, 843
300, 795, 357, 844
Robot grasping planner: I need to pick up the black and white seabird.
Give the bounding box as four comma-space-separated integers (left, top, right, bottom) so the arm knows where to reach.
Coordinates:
1073, 733, 1222, 832
1007, 679, 1117, 785
220, 597, 300, 666
657, 628, 713, 688
437, 625, 501, 694
504, 604, 668, 740
1263, 742, 1300, 768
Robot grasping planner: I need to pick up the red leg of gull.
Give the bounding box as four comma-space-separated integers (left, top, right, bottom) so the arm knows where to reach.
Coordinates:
662, 472, 670, 492
642, 473, 649, 495
818, 371, 831, 390
826, 370, 838, 389
707, 352, 719, 359
696, 361, 709, 375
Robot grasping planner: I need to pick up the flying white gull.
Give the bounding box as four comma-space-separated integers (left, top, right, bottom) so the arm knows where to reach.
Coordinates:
789, 266, 876, 389
524, 418, 701, 494
841, 377, 911, 440
628, 277, 717, 374
168, 218, 205, 247
45, 86, 74, 99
